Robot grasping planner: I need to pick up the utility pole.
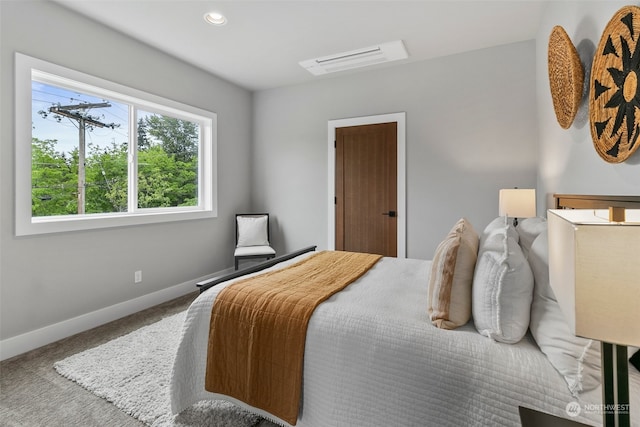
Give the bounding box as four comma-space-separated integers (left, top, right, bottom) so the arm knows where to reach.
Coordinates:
47, 103, 118, 214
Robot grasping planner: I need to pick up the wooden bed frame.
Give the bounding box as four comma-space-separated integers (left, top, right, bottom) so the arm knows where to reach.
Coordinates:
196, 245, 317, 293
553, 194, 640, 209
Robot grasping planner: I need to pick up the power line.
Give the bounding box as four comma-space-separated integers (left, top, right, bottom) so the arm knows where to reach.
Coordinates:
39, 102, 120, 214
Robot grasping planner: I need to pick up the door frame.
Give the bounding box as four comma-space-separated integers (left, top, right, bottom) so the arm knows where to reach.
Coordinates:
327, 112, 406, 258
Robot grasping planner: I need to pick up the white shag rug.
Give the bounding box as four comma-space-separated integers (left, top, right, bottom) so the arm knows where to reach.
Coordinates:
54, 312, 262, 427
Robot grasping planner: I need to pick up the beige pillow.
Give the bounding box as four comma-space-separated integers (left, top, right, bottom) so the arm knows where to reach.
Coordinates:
428, 218, 479, 329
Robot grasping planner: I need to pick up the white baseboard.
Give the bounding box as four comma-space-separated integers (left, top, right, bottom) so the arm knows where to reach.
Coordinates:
0, 269, 233, 361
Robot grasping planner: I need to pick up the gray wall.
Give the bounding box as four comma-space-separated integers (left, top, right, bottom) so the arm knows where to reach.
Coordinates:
536, 1, 640, 208
0, 1, 252, 342
252, 41, 539, 260
8, 0, 628, 354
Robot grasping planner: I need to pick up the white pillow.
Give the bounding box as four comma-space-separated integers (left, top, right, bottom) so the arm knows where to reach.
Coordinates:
528, 230, 601, 396
236, 216, 270, 247
472, 221, 533, 344
481, 216, 519, 245
516, 217, 547, 259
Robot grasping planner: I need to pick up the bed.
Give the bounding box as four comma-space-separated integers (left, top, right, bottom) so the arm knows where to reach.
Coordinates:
170, 194, 640, 426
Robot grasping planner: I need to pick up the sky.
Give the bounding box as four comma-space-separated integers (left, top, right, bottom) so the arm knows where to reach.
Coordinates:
31, 81, 129, 155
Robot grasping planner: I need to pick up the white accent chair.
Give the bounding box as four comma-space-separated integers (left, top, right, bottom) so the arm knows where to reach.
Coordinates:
234, 213, 276, 270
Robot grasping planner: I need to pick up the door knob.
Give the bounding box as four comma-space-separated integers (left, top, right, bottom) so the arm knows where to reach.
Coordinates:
382, 211, 397, 218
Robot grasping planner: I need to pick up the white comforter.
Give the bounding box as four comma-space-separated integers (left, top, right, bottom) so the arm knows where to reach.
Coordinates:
170, 254, 640, 426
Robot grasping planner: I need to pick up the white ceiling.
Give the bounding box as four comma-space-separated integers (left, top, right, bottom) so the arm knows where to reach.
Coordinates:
53, 0, 547, 91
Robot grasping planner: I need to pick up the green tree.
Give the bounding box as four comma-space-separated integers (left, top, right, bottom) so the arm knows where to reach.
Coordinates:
32, 114, 199, 216
31, 138, 77, 216
143, 114, 198, 163
85, 142, 128, 213
137, 118, 151, 151
137, 145, 197, 208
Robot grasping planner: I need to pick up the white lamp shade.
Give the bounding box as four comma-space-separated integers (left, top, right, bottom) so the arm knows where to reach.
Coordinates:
498, 189, 536, 218
548, 209, 640, 347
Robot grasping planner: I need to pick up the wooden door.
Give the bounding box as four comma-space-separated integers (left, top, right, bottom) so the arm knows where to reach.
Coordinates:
335, 122, 397, 257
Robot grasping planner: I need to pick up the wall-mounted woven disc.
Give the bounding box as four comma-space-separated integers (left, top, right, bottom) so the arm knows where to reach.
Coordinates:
589, 5, 640, 163
548, 26, 584, 129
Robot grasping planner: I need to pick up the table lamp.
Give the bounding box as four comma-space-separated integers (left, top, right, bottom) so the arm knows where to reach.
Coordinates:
499, 188, 536, 226
548, 208, 640, 427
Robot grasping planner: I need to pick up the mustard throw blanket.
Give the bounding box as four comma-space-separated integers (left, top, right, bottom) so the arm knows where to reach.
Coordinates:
205, 250, 382, 425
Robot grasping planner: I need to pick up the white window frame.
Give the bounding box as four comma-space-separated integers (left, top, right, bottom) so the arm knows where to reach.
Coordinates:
15, 53, 217, 236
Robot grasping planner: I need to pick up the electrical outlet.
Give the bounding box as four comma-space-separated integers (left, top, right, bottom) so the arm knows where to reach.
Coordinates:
134, 270, 142, 283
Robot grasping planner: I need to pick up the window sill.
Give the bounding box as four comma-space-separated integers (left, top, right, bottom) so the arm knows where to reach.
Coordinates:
16, 208, 216, 236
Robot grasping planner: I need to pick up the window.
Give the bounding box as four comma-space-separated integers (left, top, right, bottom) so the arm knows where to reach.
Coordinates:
16, 53, 217, 235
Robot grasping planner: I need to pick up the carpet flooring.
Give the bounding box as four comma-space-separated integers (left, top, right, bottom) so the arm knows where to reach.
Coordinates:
0, 292, 275, 427
53, 312, 260, 427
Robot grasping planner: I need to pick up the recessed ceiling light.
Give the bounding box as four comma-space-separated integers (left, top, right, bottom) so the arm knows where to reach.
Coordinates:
204, 11, 227, 26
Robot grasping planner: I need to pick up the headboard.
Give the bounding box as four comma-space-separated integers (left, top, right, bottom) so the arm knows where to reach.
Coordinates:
553, 194, 640, 209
